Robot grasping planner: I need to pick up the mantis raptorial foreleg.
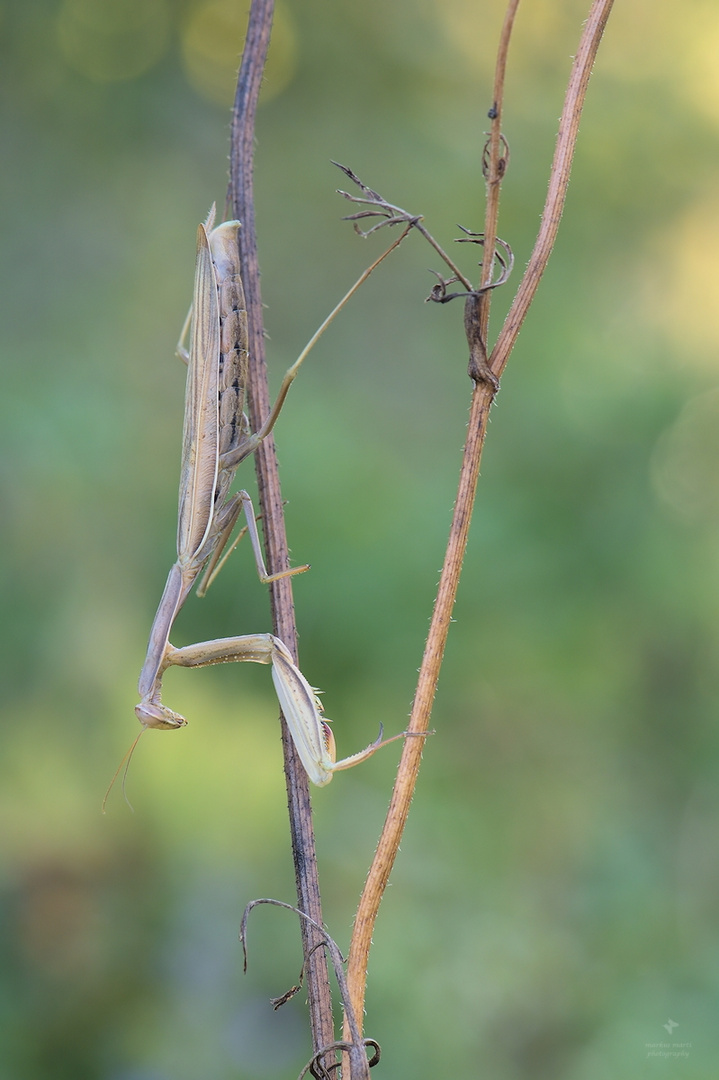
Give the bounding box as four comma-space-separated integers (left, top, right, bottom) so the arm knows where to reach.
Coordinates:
137, 633, 399, 787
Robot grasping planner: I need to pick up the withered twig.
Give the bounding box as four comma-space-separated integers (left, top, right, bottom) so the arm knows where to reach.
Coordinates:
241, 899, 378, 1080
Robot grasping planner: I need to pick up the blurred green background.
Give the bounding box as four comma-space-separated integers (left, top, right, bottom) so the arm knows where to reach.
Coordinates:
2, 0, 719, 1077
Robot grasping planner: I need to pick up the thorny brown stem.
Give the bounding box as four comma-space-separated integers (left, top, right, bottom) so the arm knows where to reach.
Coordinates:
227, 0, 336, 1064
343, 0, 616, 1039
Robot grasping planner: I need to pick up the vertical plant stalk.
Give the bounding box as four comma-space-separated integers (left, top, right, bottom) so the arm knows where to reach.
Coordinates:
344, 0, 615, 1035
490, 0, 615, 376
227, 0, 336, 1062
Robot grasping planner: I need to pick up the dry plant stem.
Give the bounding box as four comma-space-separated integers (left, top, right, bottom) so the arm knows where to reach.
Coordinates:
467, 0, 519, 386
480, 0, 520, 296
241, 900, 378, 1080
490, 0, 616, 378
334, 162, 473, 293
227, 0, 335, 1061
344, 0, 616, 1035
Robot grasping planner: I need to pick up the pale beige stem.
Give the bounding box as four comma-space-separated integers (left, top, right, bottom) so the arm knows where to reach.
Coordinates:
344, 0, 616, 1038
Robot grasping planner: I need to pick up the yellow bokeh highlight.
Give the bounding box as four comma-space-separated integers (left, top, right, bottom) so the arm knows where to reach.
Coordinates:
643, 195, 719, 364
681, 6, 719, 126
440, 0, 565, 70
594, 0, 683, 85
181, 0, 297, 108
575, 0, 719, 128
56, 0, 170, 83
438, 0, 719, 133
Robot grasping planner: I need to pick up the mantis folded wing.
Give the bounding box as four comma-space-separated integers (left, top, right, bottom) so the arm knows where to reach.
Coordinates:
130, 207, 391, 792
137, 208, 304, 708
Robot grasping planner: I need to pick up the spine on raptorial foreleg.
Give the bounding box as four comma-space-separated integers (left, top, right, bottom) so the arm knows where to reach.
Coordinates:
269, 638, 336, 787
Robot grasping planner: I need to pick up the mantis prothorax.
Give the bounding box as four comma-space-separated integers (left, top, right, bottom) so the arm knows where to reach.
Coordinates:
124, 207, 402, 797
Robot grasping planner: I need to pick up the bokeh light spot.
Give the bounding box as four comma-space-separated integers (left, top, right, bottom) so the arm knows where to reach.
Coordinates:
56, 0, 171, 83
181, 0, 297, 108
643, 196, 719, 364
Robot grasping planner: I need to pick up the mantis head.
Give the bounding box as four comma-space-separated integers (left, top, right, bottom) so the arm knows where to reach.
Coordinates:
135, 702, 188, 730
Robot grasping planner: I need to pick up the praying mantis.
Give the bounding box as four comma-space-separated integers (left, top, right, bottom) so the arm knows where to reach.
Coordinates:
127, 206, 392, 791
